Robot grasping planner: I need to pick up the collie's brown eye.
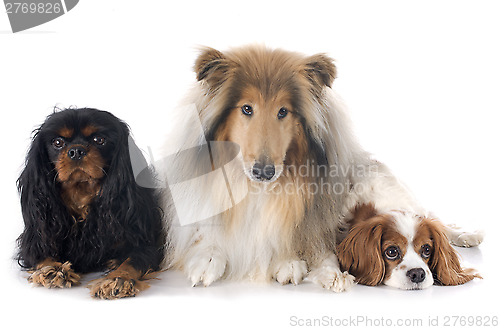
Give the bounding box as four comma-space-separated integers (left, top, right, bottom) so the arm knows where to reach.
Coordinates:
93, 136, 106, 145
384, 246, 400, 260
277, 107, 288, 119
421, 244, 432, 258
241, 104, 253, 116
52, 137, 65, 149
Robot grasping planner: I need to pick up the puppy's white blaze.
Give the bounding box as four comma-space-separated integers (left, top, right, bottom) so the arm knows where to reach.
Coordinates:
384, 213, 434, 290
390, 211, 417, 241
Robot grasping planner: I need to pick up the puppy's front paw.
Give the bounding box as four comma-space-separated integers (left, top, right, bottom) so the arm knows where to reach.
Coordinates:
28, 260, 80, 288
273, 260, 308, 285
186, 252, 227, 287
307, 266, 355, 292
90, 276, 147, 300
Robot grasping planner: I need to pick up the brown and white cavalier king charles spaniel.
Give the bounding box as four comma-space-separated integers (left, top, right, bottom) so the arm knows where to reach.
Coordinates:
337, 204, 481, 290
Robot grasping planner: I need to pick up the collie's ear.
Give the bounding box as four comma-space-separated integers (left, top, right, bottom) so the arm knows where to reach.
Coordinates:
194, 47, 232, 89
337, 217, 386, 286
423, 219, 480, 286
304, 53, 337, 89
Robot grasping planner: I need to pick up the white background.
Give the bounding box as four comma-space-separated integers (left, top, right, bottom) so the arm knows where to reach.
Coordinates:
1, 1, 499, 329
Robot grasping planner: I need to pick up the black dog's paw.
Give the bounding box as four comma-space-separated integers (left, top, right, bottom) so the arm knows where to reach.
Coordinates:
89, 276, 146, 300
89, 261, 153, 299
28, 260, 80, 288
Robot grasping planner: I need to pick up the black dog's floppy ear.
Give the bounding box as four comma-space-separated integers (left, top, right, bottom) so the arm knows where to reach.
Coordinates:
194, 47, 233, 90
304, 53, 337, 89
17, 126, 67, 268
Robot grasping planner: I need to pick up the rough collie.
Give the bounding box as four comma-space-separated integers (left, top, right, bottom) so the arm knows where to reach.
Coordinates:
160, 45, 482, 292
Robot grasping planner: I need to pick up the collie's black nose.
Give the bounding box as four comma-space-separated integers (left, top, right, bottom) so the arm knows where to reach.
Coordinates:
68, 146, 87, 161
252, 162, 275, 181
407, 268, 426, 283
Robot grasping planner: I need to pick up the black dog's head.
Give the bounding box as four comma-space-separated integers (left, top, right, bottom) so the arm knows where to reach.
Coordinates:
25, 108, 132, 218
44, 110, 117, 184
17, 108, 164, 272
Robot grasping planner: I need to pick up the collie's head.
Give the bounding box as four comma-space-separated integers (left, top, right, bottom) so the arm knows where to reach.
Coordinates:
194, 46, 336, 183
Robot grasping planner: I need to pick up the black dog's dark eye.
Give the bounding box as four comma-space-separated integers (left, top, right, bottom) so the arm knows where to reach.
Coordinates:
384, 246, 400, 260
241, 104, 253, 116
277, 107, 288, 119
421, 244, 432, 258
52, 137, 65, 149
93, 136, 106, 145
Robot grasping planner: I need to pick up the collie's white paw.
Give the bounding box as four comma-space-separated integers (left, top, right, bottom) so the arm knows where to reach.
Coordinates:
452, 231, 484, 247
273, 260, 308, 285
308, 267, 355, 292
186, 252, 227, 287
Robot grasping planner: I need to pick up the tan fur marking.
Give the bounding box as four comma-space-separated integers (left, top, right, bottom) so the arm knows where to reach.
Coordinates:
89, 260, 155, 299
81, 125, 98, 137
58, 127, 73, 138
55, 145, 106, 219
28, 259, 80, 288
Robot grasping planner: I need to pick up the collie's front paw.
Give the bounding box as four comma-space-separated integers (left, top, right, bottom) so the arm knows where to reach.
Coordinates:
28, 260, 80, 288
446, 225, 484, 247
453, 231, 484, 247
186, 253, 227, 287
308, 267, 355, 292
273, 260, 308, 285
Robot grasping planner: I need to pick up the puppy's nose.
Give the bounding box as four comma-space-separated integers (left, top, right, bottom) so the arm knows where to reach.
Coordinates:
407, 268, 426, 283
68, 146, 87, 161
252, 162, 275, 181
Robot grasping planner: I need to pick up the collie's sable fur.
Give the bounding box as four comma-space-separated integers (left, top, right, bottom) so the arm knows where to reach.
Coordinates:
17, 108, 165, 299
161, 46, 483, 291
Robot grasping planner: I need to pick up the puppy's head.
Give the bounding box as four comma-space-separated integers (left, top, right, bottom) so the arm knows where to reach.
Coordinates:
337, 204, 479, 290
194, 46, 337, 183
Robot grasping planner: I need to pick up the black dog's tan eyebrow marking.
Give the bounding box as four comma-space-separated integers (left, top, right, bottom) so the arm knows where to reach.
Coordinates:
81, 125, 98, 137
58, 127, 74, 138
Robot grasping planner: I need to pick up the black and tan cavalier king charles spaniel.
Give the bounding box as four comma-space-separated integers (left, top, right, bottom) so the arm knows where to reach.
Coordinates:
17, 108, 165, 299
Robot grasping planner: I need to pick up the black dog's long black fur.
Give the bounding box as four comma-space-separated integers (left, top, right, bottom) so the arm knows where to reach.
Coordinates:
17, 108, 165, 274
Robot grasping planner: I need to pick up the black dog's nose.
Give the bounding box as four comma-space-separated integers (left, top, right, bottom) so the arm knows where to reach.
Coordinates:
252, 162, 275, 181
68, 146, 87, 161
407, 268, 426, 283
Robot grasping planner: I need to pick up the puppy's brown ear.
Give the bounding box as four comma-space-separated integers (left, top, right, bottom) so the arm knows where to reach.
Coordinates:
304, 53, 337, 89
422, 219, 481, 286
337, 216, 386, 286
194, 47, 232, 89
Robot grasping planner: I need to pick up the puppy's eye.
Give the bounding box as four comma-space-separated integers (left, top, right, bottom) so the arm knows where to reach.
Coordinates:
277, 107, 288, 119
241, 105, 253, 116
52, 137, 65, 149
93, 136, 106, 145
384, 246, 400, 260
421, 244, 432, 258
